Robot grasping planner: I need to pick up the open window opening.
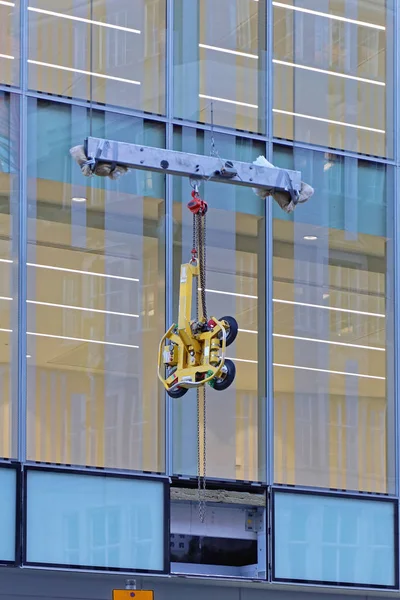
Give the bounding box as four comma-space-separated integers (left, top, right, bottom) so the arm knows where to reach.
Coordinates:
170, 482, 266, 579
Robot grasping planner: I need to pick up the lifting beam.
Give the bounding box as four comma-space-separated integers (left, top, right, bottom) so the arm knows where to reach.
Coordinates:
79, 136, 306, 207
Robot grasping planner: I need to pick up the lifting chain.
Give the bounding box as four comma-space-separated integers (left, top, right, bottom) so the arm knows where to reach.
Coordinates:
190, 185, 208, 523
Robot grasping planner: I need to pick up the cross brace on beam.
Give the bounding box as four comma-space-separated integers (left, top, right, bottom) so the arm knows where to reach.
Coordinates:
70, 137, 314, 212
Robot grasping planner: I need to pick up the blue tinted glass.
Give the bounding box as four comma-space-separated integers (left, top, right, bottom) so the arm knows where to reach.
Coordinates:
0, 468, 16, 562
26, 470, 165, 571
274, 492, 395, 587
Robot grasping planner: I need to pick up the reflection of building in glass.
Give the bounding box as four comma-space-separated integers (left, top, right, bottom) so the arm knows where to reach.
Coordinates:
0, 0, 398, 597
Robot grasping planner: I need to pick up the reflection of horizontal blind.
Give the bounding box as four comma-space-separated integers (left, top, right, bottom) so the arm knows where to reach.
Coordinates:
63, 277, 77, 333
0, 366, 10, 457
358, 29, 380, 79
358, 398, 386, 493
329, 21, 346, 72
145, 1, 158, 58
275, 393, 387, 492
237, 2, 251, 49
296, 395, 314, 473
104, 393, 119, 467
104, 11, 135, 68
70, 393, 86, 466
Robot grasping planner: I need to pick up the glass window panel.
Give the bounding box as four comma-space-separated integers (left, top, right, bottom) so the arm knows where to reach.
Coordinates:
27, 0, 165, 114
0, 466, 16, 562
0, 0, 19, 86
272, 145, 394, 493
273, 491, 396, 588
25, 469, 166, 572
26, 99, 165, 472
173, 0, 267, 133
172, 126, 266, 482
273, 0, 394, 157
0, 92, 19, 459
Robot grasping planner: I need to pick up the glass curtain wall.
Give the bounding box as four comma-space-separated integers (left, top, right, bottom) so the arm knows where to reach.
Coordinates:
173, 0, 268, 133
27, 0, 166, 114
272, 145, 395, 494
0, 0, 398, 586
0, 92, 19, 460
0, 0, 397, 500
172, 126, 266, 482
26, 99, 166, 472
0, 0, 19, 87
273, 0, 395, 157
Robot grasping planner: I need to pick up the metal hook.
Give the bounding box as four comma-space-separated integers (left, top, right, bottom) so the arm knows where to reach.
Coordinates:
189, 178, 201, 194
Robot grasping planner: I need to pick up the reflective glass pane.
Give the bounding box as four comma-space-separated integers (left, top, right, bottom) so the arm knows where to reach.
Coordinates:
0, 92, 19, 459
273, 0, 395, 157
0, 0, 19, 86
172, 127, 266, 481
0, 466, 16, 562
28, 0, 166, 114
26, 469, 166, 571
26, 99, 166, 472
273, 145, 394, 493
174, 0, 267, 133
273, 491, 396, 587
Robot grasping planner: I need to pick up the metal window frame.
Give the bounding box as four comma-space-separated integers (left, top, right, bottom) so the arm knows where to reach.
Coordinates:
22, 464, 171, 575
17, 0, 28, 465
387, 161, 398, 497
0, 462, 21, 567
393, 0, 400, 515
395, 0, 400, 555
271, 486, 400, 591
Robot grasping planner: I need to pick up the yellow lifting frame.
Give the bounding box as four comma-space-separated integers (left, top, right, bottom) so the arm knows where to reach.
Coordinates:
157, 260, 227, 393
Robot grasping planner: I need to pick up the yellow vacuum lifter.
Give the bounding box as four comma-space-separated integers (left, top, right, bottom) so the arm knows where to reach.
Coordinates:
157, 189, 238, 398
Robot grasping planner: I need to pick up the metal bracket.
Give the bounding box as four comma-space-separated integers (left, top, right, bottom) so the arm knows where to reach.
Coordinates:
83, 137, 302, 202
245, 508, 264, 533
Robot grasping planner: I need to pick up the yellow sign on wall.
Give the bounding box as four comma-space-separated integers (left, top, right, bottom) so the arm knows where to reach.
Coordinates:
113, 591, 154, 600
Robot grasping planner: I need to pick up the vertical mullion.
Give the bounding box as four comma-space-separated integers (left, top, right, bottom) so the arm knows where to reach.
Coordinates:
257, 0, 267, 136
266, 0, 273, 156
164, 0, 174, 477
393, 0, 400, 501
395, 27, 400, 592
392, 166, 399, 499
17, 0, 28, 463
257, 189, 267, 484
265, 0, 274, 487
265, 13, 274, 587
165, 0, 174, 122
392, 1, 398, 165
164, 163, 173, 477
264, 139, 274, 576
265, 154, 274, 487
385, 163, 397, 498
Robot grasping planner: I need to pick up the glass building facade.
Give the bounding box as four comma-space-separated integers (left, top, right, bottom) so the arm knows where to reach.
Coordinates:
0, 0, 399, 593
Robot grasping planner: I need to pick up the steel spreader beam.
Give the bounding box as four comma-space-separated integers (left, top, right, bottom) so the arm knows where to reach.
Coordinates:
84, 136, 302, 196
